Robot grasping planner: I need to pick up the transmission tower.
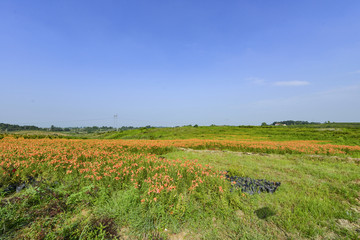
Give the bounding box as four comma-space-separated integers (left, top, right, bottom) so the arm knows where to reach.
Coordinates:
114, 114, 118, 131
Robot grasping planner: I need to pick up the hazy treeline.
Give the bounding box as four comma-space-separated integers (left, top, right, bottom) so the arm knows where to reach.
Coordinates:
0, 123, 139, 133
269, 121, 360, 128
271, 120, 321, 126
0, 123, 41, 132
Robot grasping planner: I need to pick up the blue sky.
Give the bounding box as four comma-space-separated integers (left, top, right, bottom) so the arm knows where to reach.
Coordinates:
1, 1, 359, 127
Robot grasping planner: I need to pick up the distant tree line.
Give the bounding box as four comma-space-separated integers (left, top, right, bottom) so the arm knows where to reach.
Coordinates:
51, 125, 141, 133
271, 120, 321, 126
0, 123, 141, 133
0, 123, 41, 132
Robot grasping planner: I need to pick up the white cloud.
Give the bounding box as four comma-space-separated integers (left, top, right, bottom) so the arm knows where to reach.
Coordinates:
247, 78, 310, 87
246, 77, 266, 85
274, 81, 309, 86
349, 70, 360, 74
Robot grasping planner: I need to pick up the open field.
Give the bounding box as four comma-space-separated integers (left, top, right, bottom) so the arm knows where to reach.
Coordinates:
3, 0, 360, 239
1, 130, 360, 239
4, 125, 360, 145
100, 125, 360, 146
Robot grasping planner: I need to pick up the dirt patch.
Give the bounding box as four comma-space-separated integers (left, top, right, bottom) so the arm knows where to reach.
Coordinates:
315, 231, 337, 240
308, 155, 360, 163
90, 216, 119, 239
337, 219, 359, 231
118, 227, 130, 240
178, 147, 270, 157
0, 195, 24, 207
31, 199, 66, 218
235, 209, 245, 218
351, 207, 360, 214
169, 230, 189, 240
352, 179, 360, 185
178, 147, 360, 163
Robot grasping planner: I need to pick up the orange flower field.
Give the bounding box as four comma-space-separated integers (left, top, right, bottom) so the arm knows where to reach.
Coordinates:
1, 137, 358, 196
1, 136, 360, 238
1, 137, 359, 203
0, 137, 227, 206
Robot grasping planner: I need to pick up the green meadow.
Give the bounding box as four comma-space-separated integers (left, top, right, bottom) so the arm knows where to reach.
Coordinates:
1, 125, 359, 239
100, 125, 360, 145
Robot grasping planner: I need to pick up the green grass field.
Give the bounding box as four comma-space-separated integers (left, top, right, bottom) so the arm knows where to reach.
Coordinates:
5, 125, 360, 146
1, 126, 359, 239
164, 149, 360, 239
100, 125, 360, 146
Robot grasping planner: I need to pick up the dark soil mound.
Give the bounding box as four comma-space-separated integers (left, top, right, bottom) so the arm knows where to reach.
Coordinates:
225, 173, 281, 194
